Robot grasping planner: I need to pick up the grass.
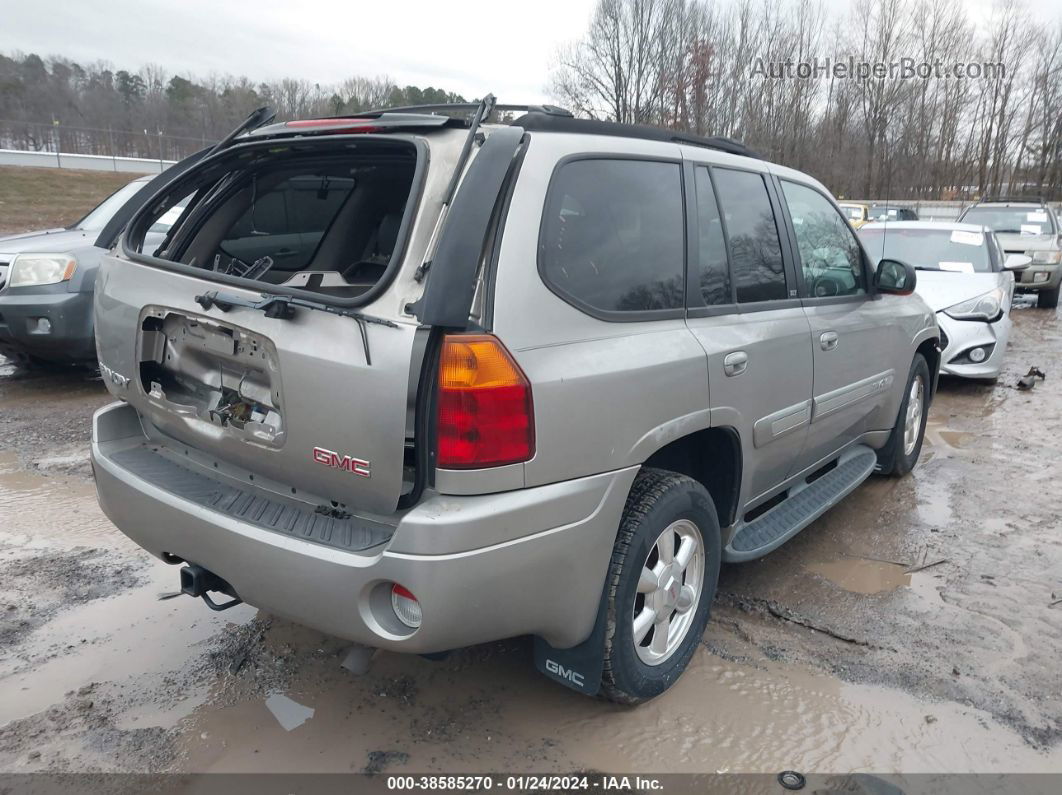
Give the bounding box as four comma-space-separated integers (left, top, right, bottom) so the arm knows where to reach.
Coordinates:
0, 165, 138, 237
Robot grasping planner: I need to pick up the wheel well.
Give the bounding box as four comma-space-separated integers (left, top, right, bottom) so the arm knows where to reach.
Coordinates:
642, 427, 741, 527
917, 338, 940, 398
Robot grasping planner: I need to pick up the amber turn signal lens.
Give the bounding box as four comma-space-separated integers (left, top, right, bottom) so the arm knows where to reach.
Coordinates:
436, 335, 534, 469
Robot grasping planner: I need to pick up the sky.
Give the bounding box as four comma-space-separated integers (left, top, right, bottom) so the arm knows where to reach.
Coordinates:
0, 0, 596, 104
1, 0, 1060, 107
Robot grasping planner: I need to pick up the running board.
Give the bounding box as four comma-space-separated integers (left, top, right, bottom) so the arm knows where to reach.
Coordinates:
724, 445, 877, 563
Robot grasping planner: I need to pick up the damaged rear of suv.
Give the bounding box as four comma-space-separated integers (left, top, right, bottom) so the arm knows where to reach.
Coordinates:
93, 99, 608, 660
92, 98, 938, 702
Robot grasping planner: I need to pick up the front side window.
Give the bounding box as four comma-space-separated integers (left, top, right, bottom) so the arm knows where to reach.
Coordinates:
711, 168, 787, 303
540, 159, 684, 315
781, 181, 867, 297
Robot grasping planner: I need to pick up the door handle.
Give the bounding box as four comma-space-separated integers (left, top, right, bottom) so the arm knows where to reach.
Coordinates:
820, 331, 839, 351
723, 350, 748, 377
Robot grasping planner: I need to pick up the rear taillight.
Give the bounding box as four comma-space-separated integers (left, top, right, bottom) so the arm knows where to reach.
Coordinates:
436, 334, 534, 469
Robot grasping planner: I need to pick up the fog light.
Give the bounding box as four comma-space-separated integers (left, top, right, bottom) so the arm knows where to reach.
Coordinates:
968, 347, 987, 363
1033, 272, 1049, 283
34, 317, 52, 334
390, 583, 422, 629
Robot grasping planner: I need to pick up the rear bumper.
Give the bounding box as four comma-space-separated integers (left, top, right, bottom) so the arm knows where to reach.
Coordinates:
92, 402, 636, 653
0, 289, 95, 362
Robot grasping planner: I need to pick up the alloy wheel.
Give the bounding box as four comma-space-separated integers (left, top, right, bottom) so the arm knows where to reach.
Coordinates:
632, 519, 705, 666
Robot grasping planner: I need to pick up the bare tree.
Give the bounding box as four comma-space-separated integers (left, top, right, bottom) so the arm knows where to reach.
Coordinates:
548, 0, 1062, 200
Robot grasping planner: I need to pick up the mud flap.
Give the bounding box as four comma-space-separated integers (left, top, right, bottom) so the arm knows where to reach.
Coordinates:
532, 582, 609, 696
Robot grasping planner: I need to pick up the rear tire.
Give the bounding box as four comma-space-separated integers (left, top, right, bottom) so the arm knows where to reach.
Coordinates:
876, 353, 930, 477
600, 468, 721, 704
1037, 285, 1060, 309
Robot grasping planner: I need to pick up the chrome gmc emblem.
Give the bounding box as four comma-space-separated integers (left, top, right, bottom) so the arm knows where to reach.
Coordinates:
312, 446, 371, 478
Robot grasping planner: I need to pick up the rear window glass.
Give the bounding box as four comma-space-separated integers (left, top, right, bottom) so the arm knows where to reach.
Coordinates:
540, 159, 685, 316
712, 168, 787, 303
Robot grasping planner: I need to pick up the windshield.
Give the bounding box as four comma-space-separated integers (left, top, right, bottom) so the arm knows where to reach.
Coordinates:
858, 227, 993, 273
71, 180, 147, 232
960, 206, 1056, 235
840, 205, 865, 221
868, 205, 911, 221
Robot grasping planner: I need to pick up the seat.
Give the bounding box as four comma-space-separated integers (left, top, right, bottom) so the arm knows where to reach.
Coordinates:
343, 212, 403, 286
363, 212, 403, 262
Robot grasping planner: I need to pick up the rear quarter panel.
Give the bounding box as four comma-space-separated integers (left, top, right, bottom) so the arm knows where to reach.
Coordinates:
486, 133, 712, 490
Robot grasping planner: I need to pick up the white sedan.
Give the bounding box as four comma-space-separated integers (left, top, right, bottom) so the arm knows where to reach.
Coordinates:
858, 221, 1030, 382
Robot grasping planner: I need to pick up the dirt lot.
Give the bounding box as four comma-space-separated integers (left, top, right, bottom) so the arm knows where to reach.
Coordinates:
0, 166, 135, 237
0, 302, 1060, 776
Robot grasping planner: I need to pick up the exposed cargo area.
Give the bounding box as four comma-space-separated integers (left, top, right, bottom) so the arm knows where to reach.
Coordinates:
126, 137, 421, 302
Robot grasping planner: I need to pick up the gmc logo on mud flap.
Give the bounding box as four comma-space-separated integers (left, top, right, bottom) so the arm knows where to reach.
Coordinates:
545, 659, 585, 687
312, 446, 371, 478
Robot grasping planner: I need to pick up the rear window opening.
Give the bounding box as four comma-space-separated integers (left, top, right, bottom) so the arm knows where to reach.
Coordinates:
125, 137, 422, 303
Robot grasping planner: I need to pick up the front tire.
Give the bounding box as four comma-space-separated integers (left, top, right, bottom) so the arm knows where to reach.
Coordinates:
600, 468, 721, 704
876, 353, 930, 477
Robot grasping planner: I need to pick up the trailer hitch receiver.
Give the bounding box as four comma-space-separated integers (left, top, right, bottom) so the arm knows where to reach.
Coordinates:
179, 564, 244, 611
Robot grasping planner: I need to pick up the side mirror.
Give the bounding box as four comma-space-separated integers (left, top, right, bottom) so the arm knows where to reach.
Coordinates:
874, 258, 917, 295
1003, 253, 1032, 271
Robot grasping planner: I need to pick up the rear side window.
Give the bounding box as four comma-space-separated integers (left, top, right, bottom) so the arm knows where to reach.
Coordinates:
693, 167, 731, 305
781, 180, 866, 297
540, 159, 684, 316
711, 168, 787, 303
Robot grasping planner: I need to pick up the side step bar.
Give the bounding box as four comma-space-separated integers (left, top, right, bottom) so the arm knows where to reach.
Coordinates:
724, 445, 878, 563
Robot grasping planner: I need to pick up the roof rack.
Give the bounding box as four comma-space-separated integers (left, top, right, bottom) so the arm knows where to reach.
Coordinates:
356, 102, 574, 119
509, 114, 761, 159
978, 195, 1046, 205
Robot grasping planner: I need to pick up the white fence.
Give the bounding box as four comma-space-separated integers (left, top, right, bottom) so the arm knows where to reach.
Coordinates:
0, 148, 176, 174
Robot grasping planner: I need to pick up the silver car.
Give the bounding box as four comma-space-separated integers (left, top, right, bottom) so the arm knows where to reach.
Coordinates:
0, 176, 185, 365
859, 221, 1028, 382
90, 100, 939, 702
957, 199, 1061, 309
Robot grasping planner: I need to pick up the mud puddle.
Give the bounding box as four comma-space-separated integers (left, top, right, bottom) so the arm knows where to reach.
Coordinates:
805, 556, 911, 594
0, 452, 113, 545
170, 623, 1061, 775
